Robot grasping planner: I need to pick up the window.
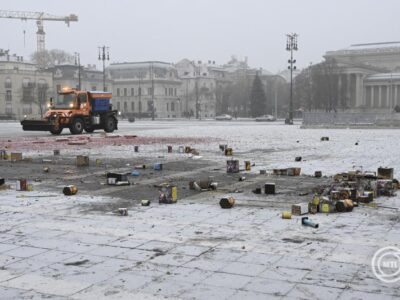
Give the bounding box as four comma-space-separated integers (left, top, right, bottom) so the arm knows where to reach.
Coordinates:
5, 78, 11, 89
38, 79, 46, 89
169, 88, 173, 96
167, 103, 169, 111
56, 85, 61, 92
171, 102, 175, 111
165, 88, 168, 96
147, 87, 153, 95
5, 90, 12, 102
92, 86, 97, 91
22, 78, 31, 88
5, 102, 12, 114
117, 88, 120, 97
124, 88, 127, 96
174, 88, 177, 96
139, 101, 142, 112
138, 87, 142, 96
131, 102, 135, 111
78, 94, 87, 107
131, 88, 134, 96
117, 102, 121, 110
104, 86, 108, 92
38, 89, 47, 104
124, 102, 127, 112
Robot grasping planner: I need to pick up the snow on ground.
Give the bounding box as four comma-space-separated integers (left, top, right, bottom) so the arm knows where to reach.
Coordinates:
2, 120, 399, 178
0, 187, 399, 299
1, 120, 400, 299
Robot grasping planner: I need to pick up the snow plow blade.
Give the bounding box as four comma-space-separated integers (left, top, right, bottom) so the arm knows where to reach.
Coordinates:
21, 119, 54, 131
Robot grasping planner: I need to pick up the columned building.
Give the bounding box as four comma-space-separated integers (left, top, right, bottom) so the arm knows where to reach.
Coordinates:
325, 42, 400, 110
108, 62, 182, 118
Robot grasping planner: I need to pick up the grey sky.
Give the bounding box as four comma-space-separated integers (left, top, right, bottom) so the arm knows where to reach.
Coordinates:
0, 0, 399, 73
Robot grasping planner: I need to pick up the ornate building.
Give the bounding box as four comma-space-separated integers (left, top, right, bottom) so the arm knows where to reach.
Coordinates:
325, 42, 400, 110
108, 61, 182, 118
0, 50, 52, 119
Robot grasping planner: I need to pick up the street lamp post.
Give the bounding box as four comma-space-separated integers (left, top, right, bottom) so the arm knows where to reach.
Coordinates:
286, 33, 298, 124
98, 46, 109, 91
195, 63, 201, 120
138, 72, 142, 119
150, 62, 155, 121
74, 52, 81, 90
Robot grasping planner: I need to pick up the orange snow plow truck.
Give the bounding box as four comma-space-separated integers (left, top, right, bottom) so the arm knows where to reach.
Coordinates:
21, 88, 118, 135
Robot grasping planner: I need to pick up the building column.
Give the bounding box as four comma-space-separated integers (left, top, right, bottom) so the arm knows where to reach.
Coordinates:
378, 86, 382, 108
363, 86, 367, 107
355, 74, 363, 107
395, 85, 398, 107
338, 75, 342, 107
346, 73, 351, 105
372, 86, 376, 107
387, 85, 391, 108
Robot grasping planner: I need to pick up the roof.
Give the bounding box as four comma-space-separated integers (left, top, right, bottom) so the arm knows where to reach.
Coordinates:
109, 61, 175, 70
345, 41, 400, 50
326, 41, 400, 57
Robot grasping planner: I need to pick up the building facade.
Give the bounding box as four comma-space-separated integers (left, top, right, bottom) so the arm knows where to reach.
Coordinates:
108, 61, 182, 118
175, 59, 221, 118
48, 64, 106, 95
0, 50, 52, 119
325, 42, 400, 110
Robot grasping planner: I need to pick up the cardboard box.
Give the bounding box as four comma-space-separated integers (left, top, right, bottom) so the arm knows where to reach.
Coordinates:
377, 167, 394, 180
287, 167, 301, 176
76, 155, 89, 167
292, 203, 309, 215
273, 168, 287, 175
106, 172, 128, 185
11, 152, 22, 161
159, 185, 177, 204
226, 160, 239, 173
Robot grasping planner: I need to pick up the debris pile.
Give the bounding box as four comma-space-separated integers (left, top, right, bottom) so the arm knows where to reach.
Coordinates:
294, 167, 398, 216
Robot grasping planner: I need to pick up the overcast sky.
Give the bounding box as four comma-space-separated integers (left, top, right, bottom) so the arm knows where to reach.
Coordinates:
0, 0, 399, 73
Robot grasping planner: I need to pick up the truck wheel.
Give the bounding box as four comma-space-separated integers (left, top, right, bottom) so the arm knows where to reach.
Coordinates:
50, 127, 63, 135
104, 117, 116, 133
70, 118, 84, 134
85, 127, 94, 133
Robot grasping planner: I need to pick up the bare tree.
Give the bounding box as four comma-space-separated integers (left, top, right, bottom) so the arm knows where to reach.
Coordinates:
31, 49, 74, 68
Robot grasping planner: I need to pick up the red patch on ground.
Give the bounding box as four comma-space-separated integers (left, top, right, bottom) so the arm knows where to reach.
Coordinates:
0, 134, 218, 151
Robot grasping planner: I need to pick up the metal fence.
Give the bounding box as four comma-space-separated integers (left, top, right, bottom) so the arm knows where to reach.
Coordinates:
303, 111, 400, 127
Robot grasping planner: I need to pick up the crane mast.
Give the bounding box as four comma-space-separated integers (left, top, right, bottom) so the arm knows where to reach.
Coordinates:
0, 10, 78, 67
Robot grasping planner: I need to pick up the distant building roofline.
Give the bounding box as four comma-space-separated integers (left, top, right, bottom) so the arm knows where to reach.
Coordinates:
350, 41, 400, 47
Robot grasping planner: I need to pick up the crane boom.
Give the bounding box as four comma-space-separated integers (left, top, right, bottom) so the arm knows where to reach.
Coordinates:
0, 10, 78, 24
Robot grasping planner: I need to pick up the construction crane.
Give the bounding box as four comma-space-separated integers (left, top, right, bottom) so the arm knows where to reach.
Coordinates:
0, 10, 78, 67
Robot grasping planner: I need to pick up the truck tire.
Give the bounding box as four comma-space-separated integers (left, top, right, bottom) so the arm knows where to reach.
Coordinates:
104, 116, 116, 133
50, 127, 63, 135
85, 127, 94, 133
70, 118, 84, 134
